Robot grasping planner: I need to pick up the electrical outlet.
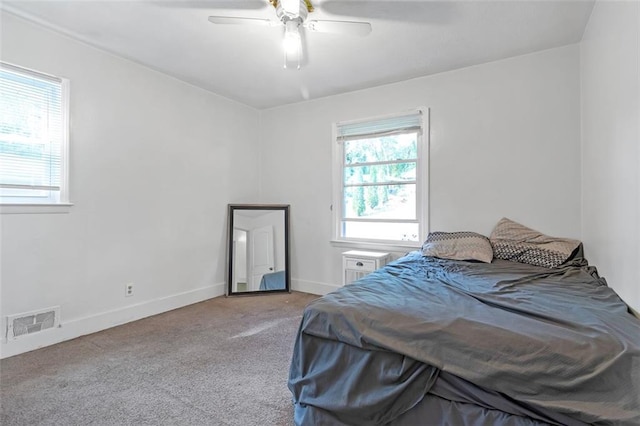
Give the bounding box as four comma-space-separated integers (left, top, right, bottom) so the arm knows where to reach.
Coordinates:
125, 283, 134, 297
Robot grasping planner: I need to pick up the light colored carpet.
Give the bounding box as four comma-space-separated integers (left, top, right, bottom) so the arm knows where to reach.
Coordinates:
1, 292, 318, 426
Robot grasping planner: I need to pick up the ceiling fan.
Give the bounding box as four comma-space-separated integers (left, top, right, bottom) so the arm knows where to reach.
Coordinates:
208, 0, 372, 69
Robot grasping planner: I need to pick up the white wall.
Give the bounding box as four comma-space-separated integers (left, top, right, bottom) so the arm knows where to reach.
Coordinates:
259, 46, 582, 294
580, 1, 640, 312
0, 13, 261, 358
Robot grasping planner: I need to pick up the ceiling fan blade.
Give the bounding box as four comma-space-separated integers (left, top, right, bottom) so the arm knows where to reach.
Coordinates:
208, 16, 274, 26
305, 20, 372, 36
157, 1, 268, 11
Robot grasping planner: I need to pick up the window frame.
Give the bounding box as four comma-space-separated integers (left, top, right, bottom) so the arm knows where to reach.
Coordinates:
0, 62, 71, 214
331, 108, 429, 250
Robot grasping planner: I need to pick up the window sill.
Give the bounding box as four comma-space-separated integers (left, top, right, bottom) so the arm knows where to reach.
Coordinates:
330, 239, 421, 254
0, 203, 73, 214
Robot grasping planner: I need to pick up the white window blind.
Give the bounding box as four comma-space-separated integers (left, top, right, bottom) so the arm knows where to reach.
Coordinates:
0, 62, 68, 205
336, 112, 423, 141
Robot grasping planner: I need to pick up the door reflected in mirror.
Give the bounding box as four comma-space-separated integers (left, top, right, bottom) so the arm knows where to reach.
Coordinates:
227, 204, 290, 295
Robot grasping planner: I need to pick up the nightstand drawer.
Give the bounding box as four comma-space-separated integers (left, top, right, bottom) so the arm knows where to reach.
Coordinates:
342, 250, 390, 285
344, 258, 377, 271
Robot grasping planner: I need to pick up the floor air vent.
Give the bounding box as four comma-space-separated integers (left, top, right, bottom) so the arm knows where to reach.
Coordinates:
6, 307, 60, 339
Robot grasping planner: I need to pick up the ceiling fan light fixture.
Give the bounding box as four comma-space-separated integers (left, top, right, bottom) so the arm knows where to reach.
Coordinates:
283, 19, 302, 69
283, 20, 301, 54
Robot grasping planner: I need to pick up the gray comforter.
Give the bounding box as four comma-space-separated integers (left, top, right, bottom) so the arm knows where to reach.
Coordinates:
288, 252, 640, 425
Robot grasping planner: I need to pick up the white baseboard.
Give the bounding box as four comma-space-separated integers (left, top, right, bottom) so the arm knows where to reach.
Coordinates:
292, 278, 341, 296
1, 282, 225, 359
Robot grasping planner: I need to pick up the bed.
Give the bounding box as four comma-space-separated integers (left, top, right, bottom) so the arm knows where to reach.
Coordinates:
288, 221, 640, 426
259, 270, 287, 290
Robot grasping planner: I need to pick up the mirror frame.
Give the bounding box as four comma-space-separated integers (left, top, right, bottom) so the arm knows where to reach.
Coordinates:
227, 204, 291, 296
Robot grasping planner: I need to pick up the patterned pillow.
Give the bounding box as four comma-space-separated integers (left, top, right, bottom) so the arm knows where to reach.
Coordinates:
422, 231, 493, 263
489, 218, 581, 268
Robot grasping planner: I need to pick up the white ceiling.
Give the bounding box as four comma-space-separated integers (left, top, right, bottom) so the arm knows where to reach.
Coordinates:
2, 0, 595, 109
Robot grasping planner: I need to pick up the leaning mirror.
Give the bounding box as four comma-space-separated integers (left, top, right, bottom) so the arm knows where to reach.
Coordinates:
227, 204, 290, 295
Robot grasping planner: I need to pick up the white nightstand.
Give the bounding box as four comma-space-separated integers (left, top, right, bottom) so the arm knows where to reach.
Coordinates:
342, 250, 390, 285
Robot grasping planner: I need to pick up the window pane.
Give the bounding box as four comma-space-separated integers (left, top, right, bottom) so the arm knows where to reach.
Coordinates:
344, 133, 417, 165
335, 109, 427, 244
344, 184, 416, 220
0, 140, 61, 187
345, 162, 416, 185
343, 221, 420, 242
0, 64, 63, 203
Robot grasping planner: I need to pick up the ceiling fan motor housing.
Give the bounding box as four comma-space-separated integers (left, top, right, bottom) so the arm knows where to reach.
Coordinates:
276, 0, 309, 23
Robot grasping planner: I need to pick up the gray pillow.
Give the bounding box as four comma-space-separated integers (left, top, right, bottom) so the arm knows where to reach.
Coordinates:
422, 231, 493, 263
489, 217, 581, 268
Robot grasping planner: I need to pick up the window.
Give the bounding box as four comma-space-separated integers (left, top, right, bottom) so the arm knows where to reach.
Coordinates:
332, 109, 428, 247
0, 62, 69, 207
